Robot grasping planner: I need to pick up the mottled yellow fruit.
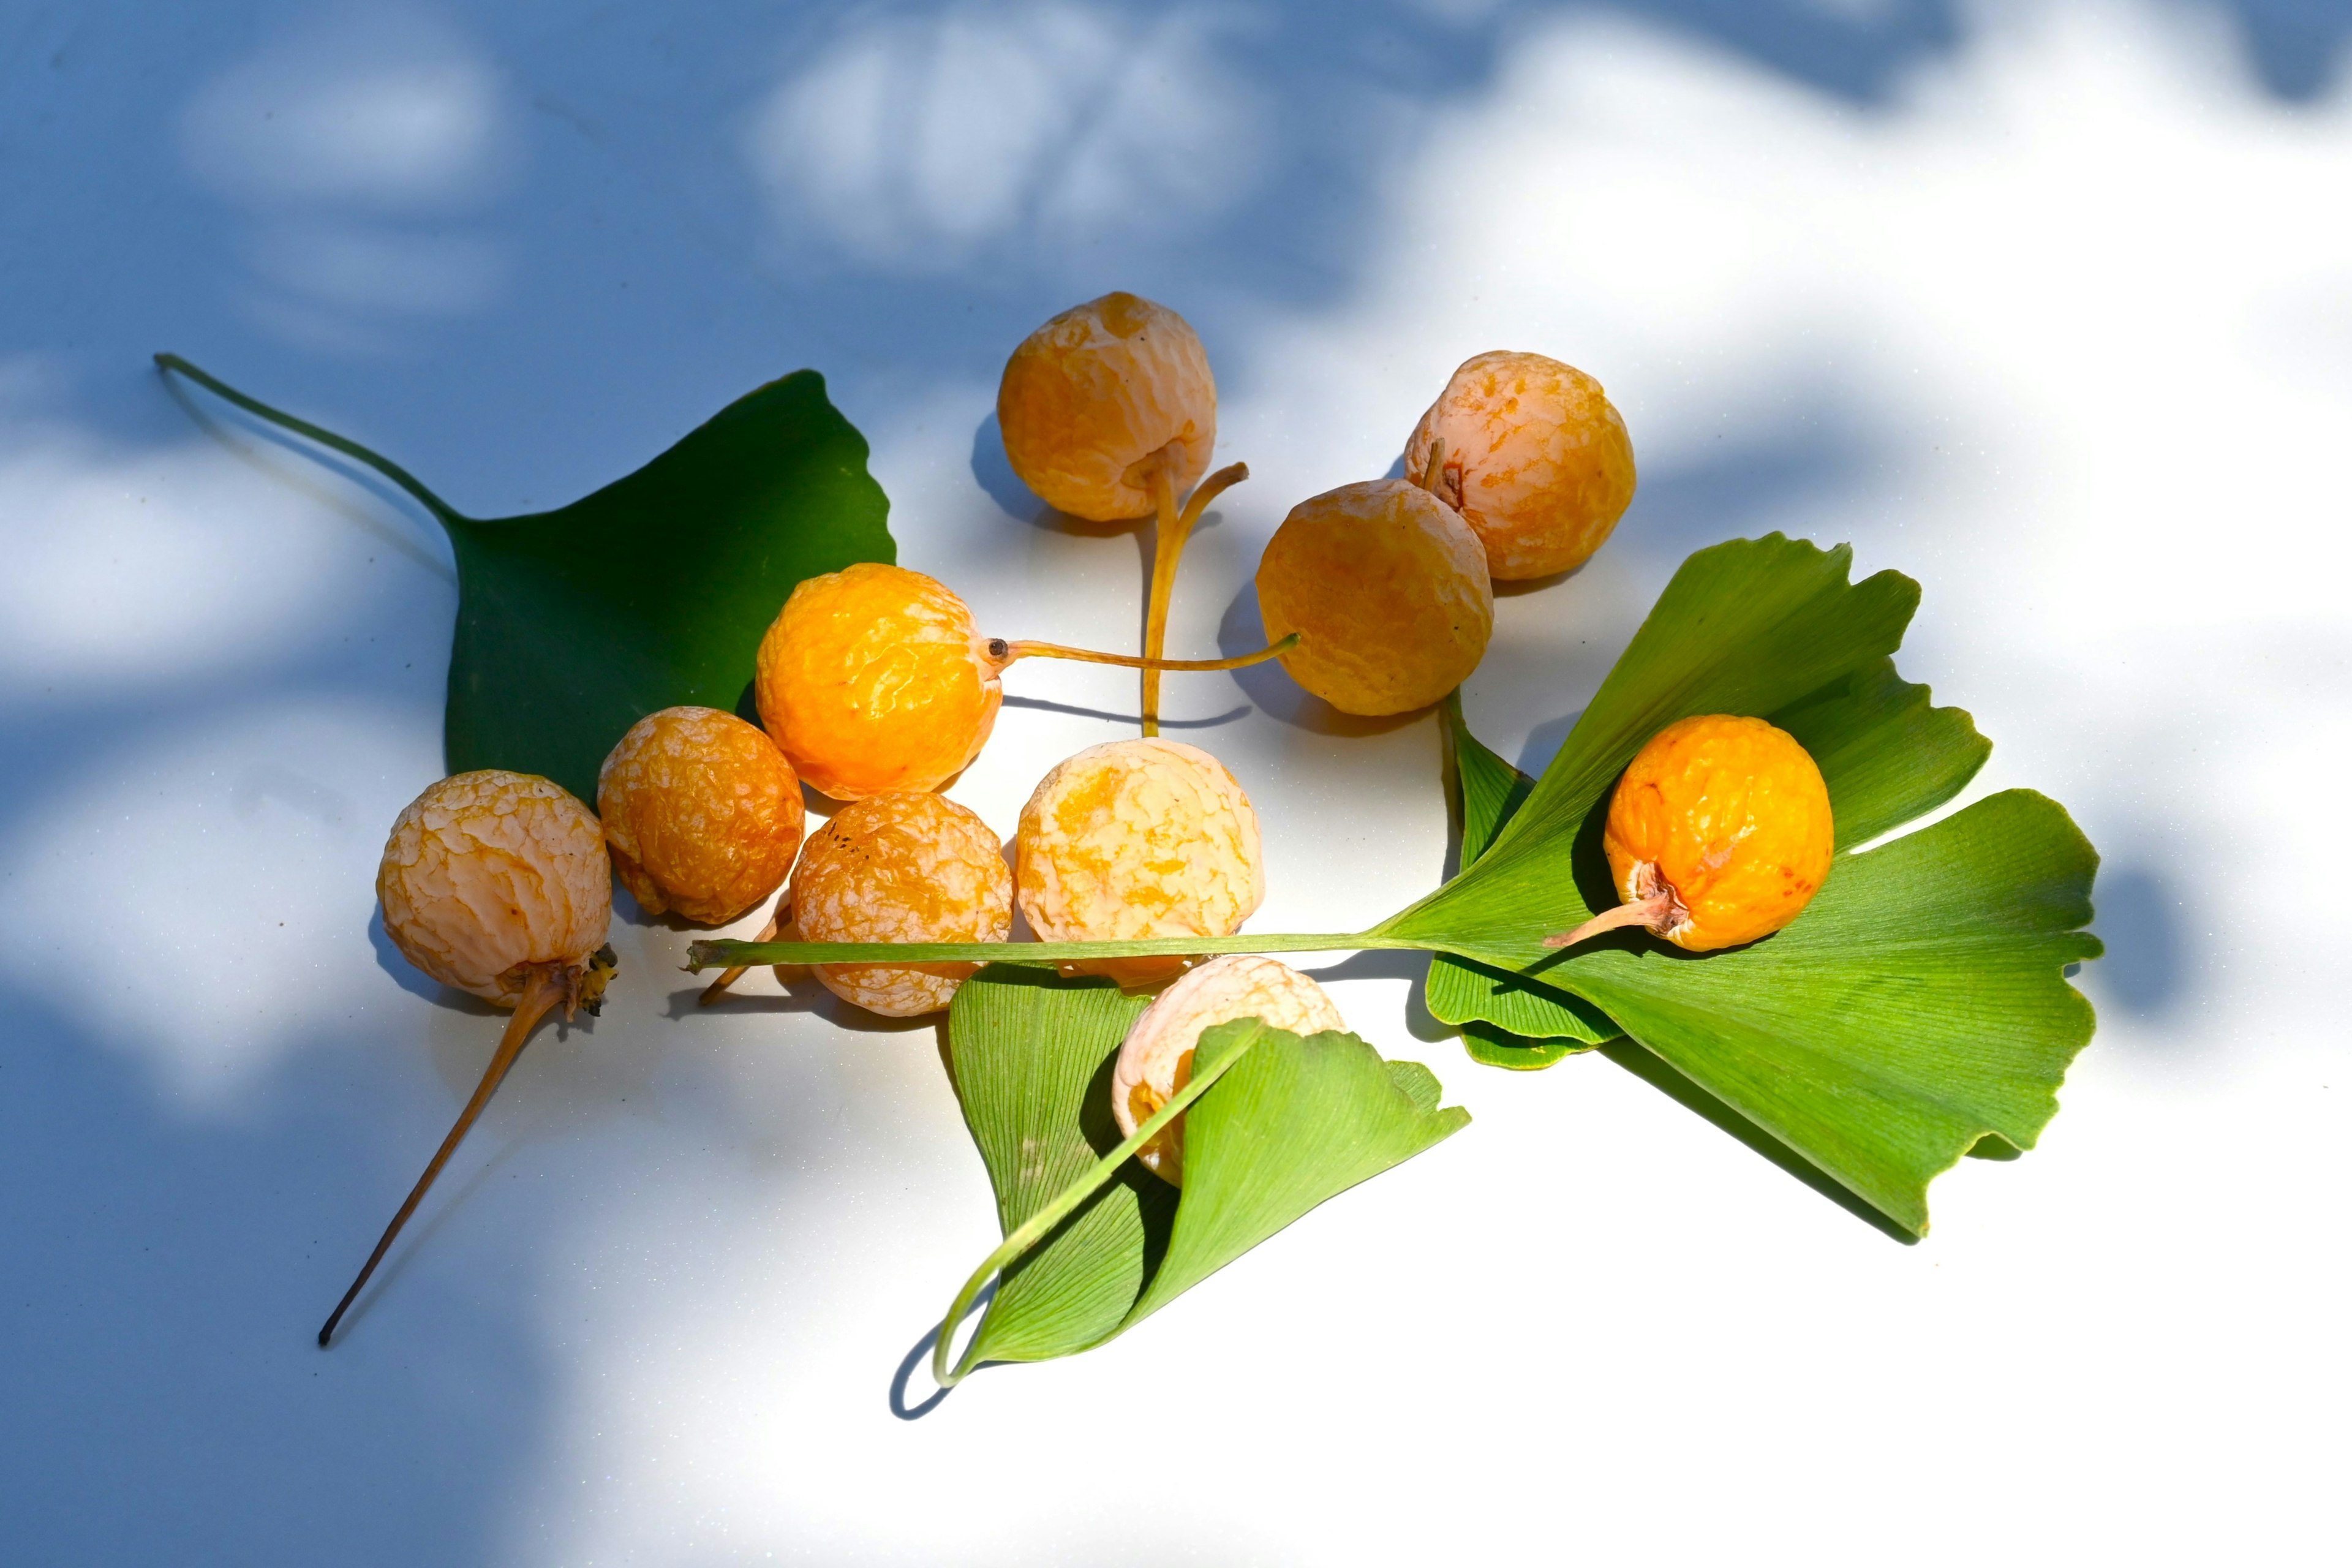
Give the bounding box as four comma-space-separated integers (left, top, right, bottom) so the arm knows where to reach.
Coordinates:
1405, 350, 1637, 580
998, 292, 1215, 521
1111, 956, 1346, 1185
1016, 739, 1264, 987
597, 706, 805, 925
755, 562, 1001, 801
1255, 478, 1494, 716
377, 770, 612, 1006
1604, 714, 1834, 952
792, 792, 1012, 1017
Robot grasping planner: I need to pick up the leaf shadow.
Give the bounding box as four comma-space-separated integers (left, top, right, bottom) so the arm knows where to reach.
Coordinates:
1297, 948, 1457, 1046
888, 1278, 997, 1421
1597, 1040, 1919, 1245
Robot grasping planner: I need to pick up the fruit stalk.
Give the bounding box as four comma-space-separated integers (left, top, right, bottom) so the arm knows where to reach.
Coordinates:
318, 964, 569, 1347
1140, 461, 1250, 736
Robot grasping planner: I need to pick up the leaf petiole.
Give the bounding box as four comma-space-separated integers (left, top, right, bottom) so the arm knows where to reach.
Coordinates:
155, 353, 466, 528
687, 930, 1426, 971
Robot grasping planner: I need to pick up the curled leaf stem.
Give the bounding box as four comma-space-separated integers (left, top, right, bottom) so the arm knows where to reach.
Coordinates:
155, 353, 466, 528
929, 1022, 1267, 1389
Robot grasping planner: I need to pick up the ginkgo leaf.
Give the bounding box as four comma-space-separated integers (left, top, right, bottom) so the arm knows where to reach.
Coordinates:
936, 970, 1466, 1379
159, 355, 894, 800
1378, 536, 2097, 1234
1427, 653, 1992, 1068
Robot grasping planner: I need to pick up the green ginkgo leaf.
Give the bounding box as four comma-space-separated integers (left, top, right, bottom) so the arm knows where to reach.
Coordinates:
1378, 536, 2097, 1234
694, 535, 2102, 1238
933, 969, 1467, 1381
158, 355, 893, 800
1427, 650, 1994, 1069
1427, 692, 1616, 1068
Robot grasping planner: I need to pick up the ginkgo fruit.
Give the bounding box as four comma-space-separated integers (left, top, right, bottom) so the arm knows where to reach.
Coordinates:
597, 706, 804, 925
1110, 956, 1346, 1185
755, 562, 1288, 801
1255, 478, 1493, 716
1405, 350, 1637, 581
1015, 738, 1264, 988
998, 292, 1245, 735
1545, 714, 1833, 954
791, 791, 1013, 1017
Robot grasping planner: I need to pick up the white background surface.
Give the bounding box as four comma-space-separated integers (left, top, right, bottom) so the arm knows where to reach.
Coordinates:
3, 2, 2348, 1562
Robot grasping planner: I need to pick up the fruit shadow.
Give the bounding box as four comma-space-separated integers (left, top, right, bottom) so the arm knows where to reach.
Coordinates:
971, 411, 1139, 540
1215, 584, 1422, 737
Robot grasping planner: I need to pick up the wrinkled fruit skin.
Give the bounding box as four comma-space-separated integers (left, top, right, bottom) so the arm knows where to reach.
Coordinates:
1110, 956, 1346, 1185
998, 291, 1215, 522
1405, 350, 1637, 580
756, 562, 1001, 801
1604, 714, 1834, 952
1017, 739, 1264, 987
597, 706, 804, 925
791, 792, 1012, 1017
378, 770, 612, 1006
1256, 478, 1494, 716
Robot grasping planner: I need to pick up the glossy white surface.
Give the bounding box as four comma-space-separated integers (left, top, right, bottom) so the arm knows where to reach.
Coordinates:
3, 2, 2346, 1562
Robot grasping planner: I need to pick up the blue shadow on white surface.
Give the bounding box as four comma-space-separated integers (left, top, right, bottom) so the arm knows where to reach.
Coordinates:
0, 1, 2335, 1561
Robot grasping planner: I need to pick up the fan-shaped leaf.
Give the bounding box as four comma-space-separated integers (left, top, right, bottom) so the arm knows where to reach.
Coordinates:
941, 969, 1467, 1376
1382, 535, 2098, 1235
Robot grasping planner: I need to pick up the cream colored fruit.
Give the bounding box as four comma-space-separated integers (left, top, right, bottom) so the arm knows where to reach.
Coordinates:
1110, 956, 1346, 1185
377, 770, 612, 1006
1255, 478, 1493, 715
597, 706, 805, 925
998, 292, 1215, 521
1404, 350, 1637, 579
1016, 739, 1264, 987
791, 792, 1012, 1017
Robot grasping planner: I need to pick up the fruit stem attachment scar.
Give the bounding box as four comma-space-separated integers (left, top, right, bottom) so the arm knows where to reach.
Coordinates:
1416, 437, 1451, 501
984, 630, 1297, 674
1142, 459, 1250, 737
318, 954, 612, 1347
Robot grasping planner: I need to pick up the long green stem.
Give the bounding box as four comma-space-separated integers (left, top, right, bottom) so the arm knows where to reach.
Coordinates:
155, 353, 466, 528
930, 1022, 1265, 1389
687, 929, 1428, 971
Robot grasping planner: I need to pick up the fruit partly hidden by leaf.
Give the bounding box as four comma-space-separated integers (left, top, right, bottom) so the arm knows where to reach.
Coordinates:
156, 355, 894, 801
1395, 533, 2100, 1235
930, 968, 1467, 1381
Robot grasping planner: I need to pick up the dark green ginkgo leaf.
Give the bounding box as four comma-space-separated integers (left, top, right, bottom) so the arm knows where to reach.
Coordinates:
935, 968, 1466, 1379
158, 355, 893, 800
